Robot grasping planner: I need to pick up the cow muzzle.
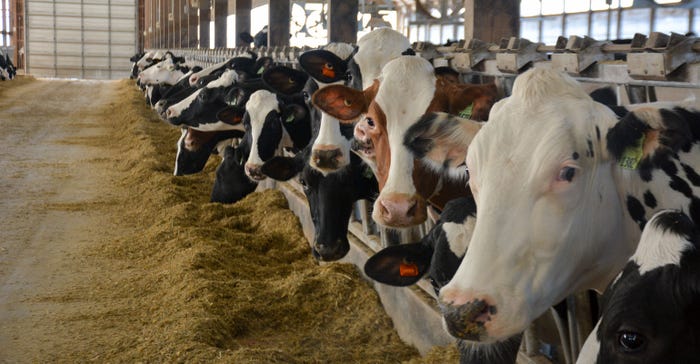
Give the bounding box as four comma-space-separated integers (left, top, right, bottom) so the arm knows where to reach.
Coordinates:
312, 238, 350, 262
440, 298, 496, 341
244, 163, 267, 181
372, 193, 427, 228
310, 146, 345, 172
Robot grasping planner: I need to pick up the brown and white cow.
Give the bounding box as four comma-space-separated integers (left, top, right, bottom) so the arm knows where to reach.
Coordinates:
313, 56, 497, 227
401, 67, 700, 344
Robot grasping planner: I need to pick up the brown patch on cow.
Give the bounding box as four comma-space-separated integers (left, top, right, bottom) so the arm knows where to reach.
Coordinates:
643, 129, 661, 158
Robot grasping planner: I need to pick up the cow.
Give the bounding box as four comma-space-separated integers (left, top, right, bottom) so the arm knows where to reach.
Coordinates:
261, 148, 378, 261
137, 56, 191, 86
364, 197, 523, 364
0, 48, 17, 81
165, 57, 277, 130
312, 56, 497, 227
130, 51, 146, 79
210, 143, 258, 204
399, 67, 700, 344
174, 127, 245, 176
188, 51, 257, 87
577, 209, 700, 364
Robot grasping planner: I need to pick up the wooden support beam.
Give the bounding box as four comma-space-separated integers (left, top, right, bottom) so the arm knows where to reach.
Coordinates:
173, 0, 181, 47
464, 0, 519, 43
199, 0, 211, 48
213, 0, 227, 47
186, 0, 198, 47
235, 0, 252, 47
328, 0, 358, 44
268, 0, 290, 47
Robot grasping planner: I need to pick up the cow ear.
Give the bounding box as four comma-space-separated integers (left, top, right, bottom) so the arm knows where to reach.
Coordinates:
299, 49, 348, 83
217, 106, 245, 125
260, 155, 304, 181
404, 112, 483, 172
224, 87, 244, 106
263, 66, 309, 95
364, 242, 433, 286
312, 82, 376, 123
280, 103, 307, 124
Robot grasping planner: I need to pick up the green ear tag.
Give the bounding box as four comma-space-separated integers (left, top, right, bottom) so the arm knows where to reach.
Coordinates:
285, 114, 295, 123
362, 166, 374, 179
458, 103, 474, 119
619, 134, 646, 170
257, 66, 265, 75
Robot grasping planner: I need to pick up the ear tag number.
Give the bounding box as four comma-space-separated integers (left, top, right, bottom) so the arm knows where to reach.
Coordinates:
458, 103, 474, 119
619, 134, 645, 170
322, 64, 336, 78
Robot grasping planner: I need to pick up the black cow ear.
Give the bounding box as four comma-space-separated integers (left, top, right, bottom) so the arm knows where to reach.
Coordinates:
224, 87, 244, 106
402, 48, 416, 56
280, 103, 307, 123
364, 243, 433, 286
254, 56, 274, 76
263, 66, 309, 95
299, 49, 348, 83
260, 155, 304, 181
217, 106, 245, 125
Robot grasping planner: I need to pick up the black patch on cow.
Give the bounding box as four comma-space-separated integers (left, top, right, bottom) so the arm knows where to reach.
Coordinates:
210, 144, 258, 203
626, 195, 647, 230
643, 190, 657, 209
638, 158, 654, 182
404, 112, 445, 159
606, 112, 650, 162
298, 50, 348, 84
669, 174, 694, 198
650, 209, 696, 237
257, 110, 284, 161
682, 163, 700, 186
572, 152, 579, 160
689, 197, 700, 225
586, 139, 594, 158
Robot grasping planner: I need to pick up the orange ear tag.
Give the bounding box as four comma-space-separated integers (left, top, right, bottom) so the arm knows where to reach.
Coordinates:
322, 64, 336, 79
399, 262, 419, 277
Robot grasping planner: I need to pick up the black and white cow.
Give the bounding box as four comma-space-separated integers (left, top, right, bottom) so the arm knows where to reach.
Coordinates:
165, 57, 275, 130
130, 51, 146, 79
364, 197, 523, 364
174, 127, 245, 176
137, 55, 191, 86
261, 149, 378, 261
0, 48, 17, 81
577, 209, 700, 364
400, 68, 700, 343
210, 142, 258, 204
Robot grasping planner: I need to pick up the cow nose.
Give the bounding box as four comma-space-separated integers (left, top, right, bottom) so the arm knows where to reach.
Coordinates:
311, 148, 343, 171
374, 194, 422, 227
313, 238, 350, 262
244, 163, 266, 181
439, 295, 495, 341
190, 76, 198, 85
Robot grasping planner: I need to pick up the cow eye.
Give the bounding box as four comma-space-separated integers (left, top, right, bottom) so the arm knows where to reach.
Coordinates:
557, 166, 577, 182
618, 331, 646, 352
302, 91, 310, 100
366, 117, 375, 128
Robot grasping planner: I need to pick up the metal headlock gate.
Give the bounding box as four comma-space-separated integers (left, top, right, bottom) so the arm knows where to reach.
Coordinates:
150, 31, 700, 364
25, 0, 137, 79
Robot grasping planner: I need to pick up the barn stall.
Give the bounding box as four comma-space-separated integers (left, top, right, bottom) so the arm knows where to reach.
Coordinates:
2, 1, 700, 363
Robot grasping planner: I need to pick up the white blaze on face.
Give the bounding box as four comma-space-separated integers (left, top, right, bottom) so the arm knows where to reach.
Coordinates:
632, 210, 693, 274
354, 28, 411, 89
442, 215, 476, 258
173, 128, 188, 176
376, 56, 436, 197
167, 69, 240, 120
438, 68, 630, 341
244, 90, 280, 167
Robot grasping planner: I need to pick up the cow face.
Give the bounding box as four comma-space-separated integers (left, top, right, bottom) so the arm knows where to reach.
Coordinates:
174, 127, 245, 176
137, 58, 185, 86
243, 90, 284, 181
165, 69, 249, 130
261, 151, 378, 261
578, 210, 700, 364
434, 68, 700, 343
210, 144, 258, 204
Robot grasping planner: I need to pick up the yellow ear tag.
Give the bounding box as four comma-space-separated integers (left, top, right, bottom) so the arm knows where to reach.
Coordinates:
399, 262, 419, 277
458, 103, 474, 119
322, 64, 336, 78
619, 134, 646, 170
257, 66, 265, 75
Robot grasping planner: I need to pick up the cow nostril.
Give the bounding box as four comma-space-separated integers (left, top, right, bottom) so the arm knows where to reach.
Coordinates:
166, 109, 173, 118
378, 199, 391, 219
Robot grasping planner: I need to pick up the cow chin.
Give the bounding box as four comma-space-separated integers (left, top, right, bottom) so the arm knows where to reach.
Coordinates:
372, 193, 427, 228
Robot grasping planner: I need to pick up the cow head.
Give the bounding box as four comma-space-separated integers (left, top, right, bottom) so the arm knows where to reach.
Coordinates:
174, 127, 245, 176
578, 210, 700, 364
261, 150, 378, 261
210, 144, 258, 204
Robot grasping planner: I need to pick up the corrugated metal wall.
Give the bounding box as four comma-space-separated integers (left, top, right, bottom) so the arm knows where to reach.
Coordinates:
25, 0, 136, 79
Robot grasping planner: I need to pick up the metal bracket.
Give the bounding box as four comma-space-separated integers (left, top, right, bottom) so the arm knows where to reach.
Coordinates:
627, 32, 700, 81
552, 35, 614, 75
451, 38, 496, 73
496, 37, 547, 74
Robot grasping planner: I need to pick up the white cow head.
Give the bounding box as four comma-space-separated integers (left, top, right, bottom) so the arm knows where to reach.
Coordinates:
437, 68, 633, 342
